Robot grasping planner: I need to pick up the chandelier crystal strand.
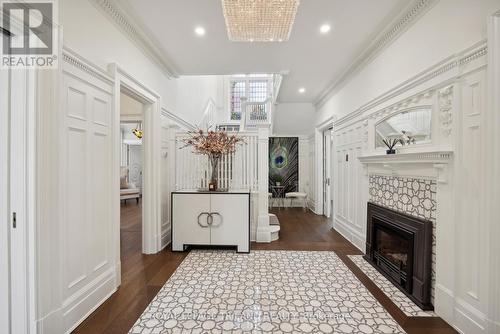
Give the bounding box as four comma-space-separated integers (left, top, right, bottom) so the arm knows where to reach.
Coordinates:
222, 0, 300, 42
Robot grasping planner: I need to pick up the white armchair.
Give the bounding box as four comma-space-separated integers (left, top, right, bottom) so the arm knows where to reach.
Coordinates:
120, 167, 140, 204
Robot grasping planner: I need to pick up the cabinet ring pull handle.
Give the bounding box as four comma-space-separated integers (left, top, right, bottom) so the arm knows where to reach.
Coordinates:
197, 212, 209, 228
210, 212, 222, 227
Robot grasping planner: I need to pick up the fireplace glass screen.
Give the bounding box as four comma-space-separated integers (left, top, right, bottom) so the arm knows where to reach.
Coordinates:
376, 228, 409, 270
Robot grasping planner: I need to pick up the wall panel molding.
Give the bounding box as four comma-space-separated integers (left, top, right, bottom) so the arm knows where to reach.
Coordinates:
60, 50, 116, 333
329, 38, 490, 332
333, 41, 487, 131
63, 48, 114, 85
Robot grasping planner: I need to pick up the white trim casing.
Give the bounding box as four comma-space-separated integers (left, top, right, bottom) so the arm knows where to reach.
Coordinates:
108, 63, 163, 259
314, 116, 335, 216
486, 10, 500, 333
7, 66, 38, 333
0, 64, 10, 334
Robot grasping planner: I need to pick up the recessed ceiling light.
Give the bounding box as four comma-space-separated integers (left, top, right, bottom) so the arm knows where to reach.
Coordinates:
320, 24, 331, 34
195, 26, 206, 36
298, 87, 306, 94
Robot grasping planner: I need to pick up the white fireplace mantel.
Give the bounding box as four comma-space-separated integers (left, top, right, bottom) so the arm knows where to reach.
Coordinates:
358, 150, 453, 183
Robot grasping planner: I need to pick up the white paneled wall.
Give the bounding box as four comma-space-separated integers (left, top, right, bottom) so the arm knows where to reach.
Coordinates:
453, 70, 489, 332
60, 55, 116, 332
325, 42, 492, 333
332, 125, 367, 250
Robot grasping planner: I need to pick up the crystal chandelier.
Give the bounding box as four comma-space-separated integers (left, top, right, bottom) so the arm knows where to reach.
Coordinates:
222, 0, 300, 42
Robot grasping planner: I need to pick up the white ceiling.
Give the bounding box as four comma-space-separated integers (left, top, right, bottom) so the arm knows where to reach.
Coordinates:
121, 0, 412, 103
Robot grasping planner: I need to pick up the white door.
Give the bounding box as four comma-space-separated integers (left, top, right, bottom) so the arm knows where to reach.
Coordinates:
172, 194, 211, 250
323, 130, 332, 217
9, 63, 31, 334
330, 132, 335, 227
1, 64, 33, 333
0, 59, 11, 334
210, 194, 249, 252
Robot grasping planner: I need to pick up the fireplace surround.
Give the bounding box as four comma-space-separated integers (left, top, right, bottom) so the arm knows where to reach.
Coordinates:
365, 202, 433, 310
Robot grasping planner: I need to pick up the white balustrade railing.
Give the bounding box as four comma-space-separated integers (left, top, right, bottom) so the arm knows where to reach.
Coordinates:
175, 132, 259, 191
242, 99, 272, 130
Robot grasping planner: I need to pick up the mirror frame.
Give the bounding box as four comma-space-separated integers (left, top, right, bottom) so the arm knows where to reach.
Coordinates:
374, 105, 433, 149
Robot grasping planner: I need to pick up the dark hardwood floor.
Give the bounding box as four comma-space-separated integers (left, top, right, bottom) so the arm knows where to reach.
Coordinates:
73, 200, 188, 334
73, 205, 456, 334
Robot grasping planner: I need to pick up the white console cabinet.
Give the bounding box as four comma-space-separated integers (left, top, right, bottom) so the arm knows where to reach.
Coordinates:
171, 190, 250, 253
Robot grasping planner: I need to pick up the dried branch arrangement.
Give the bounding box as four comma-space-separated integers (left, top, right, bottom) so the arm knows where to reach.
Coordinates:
181, 129, 244, 157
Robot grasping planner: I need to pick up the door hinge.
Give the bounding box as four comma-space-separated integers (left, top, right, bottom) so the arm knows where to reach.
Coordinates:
12, 212, 16, 228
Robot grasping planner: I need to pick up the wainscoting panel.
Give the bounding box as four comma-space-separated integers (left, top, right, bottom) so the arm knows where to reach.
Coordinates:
61, 53, 116, 333
454, 70, 488, 331
328, 41, 490, 333
333, 125, 367, 250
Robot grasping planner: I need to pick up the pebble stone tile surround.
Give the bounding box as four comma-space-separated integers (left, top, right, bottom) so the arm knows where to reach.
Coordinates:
368, 175, 437, 303
130, 250, 406, 333
348, 255, 435, 317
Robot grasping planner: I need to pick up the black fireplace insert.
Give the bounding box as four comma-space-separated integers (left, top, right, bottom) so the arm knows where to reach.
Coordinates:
364, 202, 433, 310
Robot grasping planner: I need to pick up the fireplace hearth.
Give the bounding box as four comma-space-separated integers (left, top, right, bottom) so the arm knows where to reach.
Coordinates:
365, 203, 433, 310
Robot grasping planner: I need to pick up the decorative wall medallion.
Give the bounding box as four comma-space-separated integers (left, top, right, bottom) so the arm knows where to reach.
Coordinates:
369, 175, 437, 303
438, 85, 453, 137
362, 120, 369, 149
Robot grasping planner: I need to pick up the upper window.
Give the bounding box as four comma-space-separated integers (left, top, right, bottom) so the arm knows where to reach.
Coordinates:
229, 76, 270, 121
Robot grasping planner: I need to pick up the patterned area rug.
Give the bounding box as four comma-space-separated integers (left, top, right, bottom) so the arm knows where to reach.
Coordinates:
130, 250, 405, 333
348, 255, 435, 317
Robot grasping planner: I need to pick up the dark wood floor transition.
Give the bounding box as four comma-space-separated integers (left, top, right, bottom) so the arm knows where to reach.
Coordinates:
74, 205, 456, 334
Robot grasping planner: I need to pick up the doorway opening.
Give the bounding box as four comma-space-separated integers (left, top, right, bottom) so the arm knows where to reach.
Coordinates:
119, 89, 147, 276
322, 127, 333, 218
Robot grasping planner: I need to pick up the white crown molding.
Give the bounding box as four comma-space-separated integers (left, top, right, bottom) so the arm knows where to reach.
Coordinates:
314, 0, 438, 108
89, 0, 179, 79
161, 108, 196, 131
62, 47, 114, 85
333, 40, 487, 130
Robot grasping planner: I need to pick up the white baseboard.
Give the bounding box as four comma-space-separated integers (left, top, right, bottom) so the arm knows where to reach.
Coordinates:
454, 298, 488, 334
37, 268, 116, 333
333, 217, 364, 251
115, 261, 121, 287
37, 308, 63, 334
161, 225, 172, 250
435, 283, 491, 334
62, 268, 116, 334
435, 284, 455, 325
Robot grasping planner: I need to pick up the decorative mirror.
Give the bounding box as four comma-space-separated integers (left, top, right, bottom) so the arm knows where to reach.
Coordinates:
375, 107, 432, 149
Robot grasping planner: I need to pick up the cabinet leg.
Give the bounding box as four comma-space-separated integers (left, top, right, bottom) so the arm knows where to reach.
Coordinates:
237, 245, 250, 253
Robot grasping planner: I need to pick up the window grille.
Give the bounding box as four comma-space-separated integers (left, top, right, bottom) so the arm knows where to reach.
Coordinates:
229, 77, 269, 121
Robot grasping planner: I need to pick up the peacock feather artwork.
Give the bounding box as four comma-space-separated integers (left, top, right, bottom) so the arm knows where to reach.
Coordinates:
269, 137, 298, 193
